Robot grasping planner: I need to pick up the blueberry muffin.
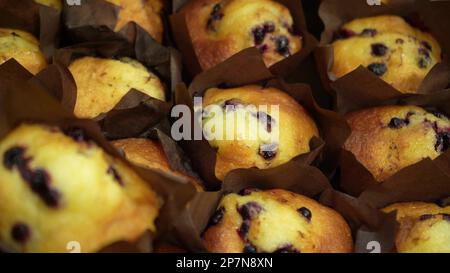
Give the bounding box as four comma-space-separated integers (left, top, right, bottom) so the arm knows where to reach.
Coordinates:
34, 0, 62, 10
68, 56, 165, 119
203, 189, 353, 253
331, 15, 441, 93
153, 243, 187, 253
0, 124, 161, 253
344, 105, 450, 182
383, 202, 450, 253
112, 138, 203, 191
182, 0, 302, 70
201, 85, 319, 181
106, 0, 164, 43
0, 28, 47, 75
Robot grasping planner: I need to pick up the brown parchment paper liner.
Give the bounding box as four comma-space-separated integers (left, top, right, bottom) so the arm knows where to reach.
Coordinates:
62, 0, 176, 83
0, 0, 60, 61
34, 39, 178, 139
121, 125, 205, 187
0, 59, 197, 253
315, 0, 450, 101
333, 69, 450, 197
170, 0, 319, 79
62, 0, 172, 45
319, 189, 399, 253
175, 48, 350, 190
160, 161, 332, 252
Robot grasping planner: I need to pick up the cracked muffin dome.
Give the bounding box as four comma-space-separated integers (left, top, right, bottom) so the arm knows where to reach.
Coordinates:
344, 105, 450, 182
383, 202, 450, 253
34, 0, 62, 10
0, 124, 161, 253
112, 138, 203, 191
203, 189, 353, 253
0, 28, 47, 75
331, 15, 442, 93
201, 85, 319, 181
68, 56, 165, 119
182, 0, 302, 70
106, 0, 164, 43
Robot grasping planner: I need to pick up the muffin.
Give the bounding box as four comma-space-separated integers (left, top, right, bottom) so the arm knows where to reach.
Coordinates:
106, 0, 164, 42
34, 0, 62, 10
0, 28, 47, 75
182, 0, 302, 70
344, 105, 450, 182
383, 202, 450, 253
112, 138, 203, 191
201, 85, 319, 181
331, 15, 442, 93
203, 188, 353, 253
68, 56, 165, 119
0, 124, 161, 253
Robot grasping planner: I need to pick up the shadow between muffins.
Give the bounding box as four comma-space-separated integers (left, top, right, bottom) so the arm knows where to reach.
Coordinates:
0, 59, 198, 253
315, 0, 450, 106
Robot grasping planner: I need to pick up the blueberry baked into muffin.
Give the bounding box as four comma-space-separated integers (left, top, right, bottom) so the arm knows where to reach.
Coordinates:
0, 124, 161, 252
331, 15, 442, 93
34, 0, 62, 10
112, 138, 203, 191
106, 0, 164, 42
383, 202, 450, 253
201, 85, 319, 181
68, 56, 166, 119
0, 28, 47, 75
203, 189, 353, 253
181, 0, 302, 70
344, 105, 450, 182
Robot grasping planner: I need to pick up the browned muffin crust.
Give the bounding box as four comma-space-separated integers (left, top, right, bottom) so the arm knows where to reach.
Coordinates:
344, 105, 450, 181
182, 0, 302, 70
112, 138, 203, 191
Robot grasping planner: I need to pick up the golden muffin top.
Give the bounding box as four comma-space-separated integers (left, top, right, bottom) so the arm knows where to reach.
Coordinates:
0, 124, 161, 253
383, 202, 450, 253
200, 85, 319, 180
0, 28, 47, 75
344, 105, 450, 181
331, 15, 442, 93
106, 0, 164, 42
69, 56, 165, 119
